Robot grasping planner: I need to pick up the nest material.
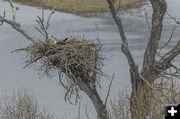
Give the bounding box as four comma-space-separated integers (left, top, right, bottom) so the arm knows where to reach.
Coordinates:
16, 38, 103, 102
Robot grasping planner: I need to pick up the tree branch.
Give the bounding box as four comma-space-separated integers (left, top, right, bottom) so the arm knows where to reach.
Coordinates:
0, 17, 35, 42
46, 6, 56, 29
142, 0, 167, 77
156, 40, 180, 71
106, 0, 140, 84
0, 0, 35, 43
104, 73, 115, 106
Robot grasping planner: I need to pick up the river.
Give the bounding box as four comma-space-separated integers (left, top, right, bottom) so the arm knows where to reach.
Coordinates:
0, 0, 179, 118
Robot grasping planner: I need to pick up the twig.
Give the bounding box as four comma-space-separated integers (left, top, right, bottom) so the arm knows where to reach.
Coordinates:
9, 0, 19, 22
139, 73, 152, 89
0, 18, 35, 42
115, 0, 121, 14
42, 8, 44, 23
167, 12, 180, 25
105, 73, 115, 106
46, 6, 56, 29
77, 100, 81, 119
144, 9, 151, 31
95, 23, 102, 51
0, 0, 35, 42
35, 27, 46, 37
158, 25, 176, 49
85, 105, 90, 119
107, 0, 140, 85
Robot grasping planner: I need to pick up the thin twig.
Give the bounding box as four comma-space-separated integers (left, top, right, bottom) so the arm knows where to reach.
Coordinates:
115, 0, 121, 14
167, 12, 180, 25
158, 25, 176, 49
105, 73, 115, 106
85, 105, 90, 119
77, 100, 81, 119
0, 18, 35, 42
46, 6, 56, 29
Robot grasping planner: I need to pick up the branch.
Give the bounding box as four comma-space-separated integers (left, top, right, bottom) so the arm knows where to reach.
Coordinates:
85, 105, 90, 119
156, 40, 180, 71
77, 101, 81, 119
0, 17, 35, 42
167, 12, 180, 25
106, 0, 140, 84
157, 24, 176, 57
142, 0, 167, 77
0, 0, 35, 43
9, 0, 19, 22
46, 6, 56, 29
158, 25, 176, 49
104, 73, 115, 106
35, 8, 58, 42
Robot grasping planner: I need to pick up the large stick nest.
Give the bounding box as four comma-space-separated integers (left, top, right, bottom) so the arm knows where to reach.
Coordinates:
15, 37, 104, 103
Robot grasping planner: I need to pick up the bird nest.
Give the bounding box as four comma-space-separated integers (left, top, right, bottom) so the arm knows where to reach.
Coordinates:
14, 38, 104, 103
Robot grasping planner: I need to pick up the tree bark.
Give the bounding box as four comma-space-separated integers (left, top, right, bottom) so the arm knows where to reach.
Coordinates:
106, 0, 171, 119
79, 81, 109, 119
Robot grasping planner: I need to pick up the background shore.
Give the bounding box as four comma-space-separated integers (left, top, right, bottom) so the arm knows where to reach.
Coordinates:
6, 0, 145, 14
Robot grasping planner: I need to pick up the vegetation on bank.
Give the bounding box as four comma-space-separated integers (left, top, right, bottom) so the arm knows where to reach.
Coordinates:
0, 91, 54, 119
8, 0, 145, 14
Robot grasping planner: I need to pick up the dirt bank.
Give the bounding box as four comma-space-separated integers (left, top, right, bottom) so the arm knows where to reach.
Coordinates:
7, 0, 146, 14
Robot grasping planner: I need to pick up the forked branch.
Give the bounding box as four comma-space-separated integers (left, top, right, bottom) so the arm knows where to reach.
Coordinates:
0, 0, 35, 43
156, 41, 180, 71
106, 0, 140, 85
142, 0, 167, 78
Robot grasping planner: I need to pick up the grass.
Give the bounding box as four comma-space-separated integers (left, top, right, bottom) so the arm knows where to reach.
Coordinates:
9, 0, 146, 14
0, 90, 54, 119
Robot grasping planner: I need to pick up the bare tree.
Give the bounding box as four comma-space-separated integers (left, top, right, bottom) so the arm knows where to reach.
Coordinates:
0, 1, 110, 119
1, 0, 180, 119
106, 0, 180, 119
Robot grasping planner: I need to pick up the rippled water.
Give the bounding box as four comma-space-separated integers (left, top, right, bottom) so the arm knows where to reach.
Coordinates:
0, 0, 179, 118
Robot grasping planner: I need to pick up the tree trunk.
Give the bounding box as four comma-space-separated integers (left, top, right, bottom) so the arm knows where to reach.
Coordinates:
129, 71, 158, 119
130, 83, 153, 119
79, 81, 109, 119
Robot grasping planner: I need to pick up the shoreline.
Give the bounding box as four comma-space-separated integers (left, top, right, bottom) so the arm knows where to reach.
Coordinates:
4, 0, 147, 15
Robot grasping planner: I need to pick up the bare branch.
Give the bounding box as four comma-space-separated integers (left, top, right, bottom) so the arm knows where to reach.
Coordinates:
42, 9, 45, 23
144, 9, 151, 31
35, 9, 58, 42
0, 0, 35, 43
35, 27, 46, 37
115, 0, 121, 14
171, 64, 180, 72
0, 11, 5, 26
142, 0, 167, 77
85, 105, 90, 119
106, 0, 140, 84
156, 40, 180, 71
139, 72, 152, 89
167, 12, 180, 25
158, 25, 176, 49
77, 101, 81, 119
9, 0, 19, 22
105, 73, 115, 106
0, 17, 35, 42
37, 16, 48, 39
46, 6, 56, 29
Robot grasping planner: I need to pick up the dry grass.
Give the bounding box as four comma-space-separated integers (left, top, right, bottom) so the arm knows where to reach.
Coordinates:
110, 78, 180, 119
9, 0, 145, 14
0, 91, 54, 119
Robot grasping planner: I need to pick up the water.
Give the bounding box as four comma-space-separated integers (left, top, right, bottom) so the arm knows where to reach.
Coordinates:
0, 0, 180, 118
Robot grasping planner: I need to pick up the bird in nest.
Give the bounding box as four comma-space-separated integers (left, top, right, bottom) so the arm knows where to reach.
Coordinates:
48, 34, 72, 45
47, 34, 57, 45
